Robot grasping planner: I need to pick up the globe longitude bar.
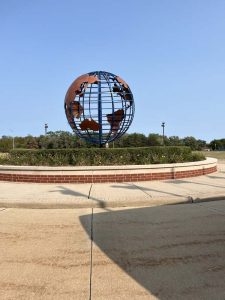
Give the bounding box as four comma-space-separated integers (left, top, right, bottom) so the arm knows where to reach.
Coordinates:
98, 71, 103, 146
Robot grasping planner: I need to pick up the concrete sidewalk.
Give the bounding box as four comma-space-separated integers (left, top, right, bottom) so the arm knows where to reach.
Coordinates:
0, 162, 225, 208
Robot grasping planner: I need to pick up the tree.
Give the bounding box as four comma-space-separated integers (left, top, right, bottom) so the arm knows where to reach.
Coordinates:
0, 137, 12, 152
147, 134, 162, 146
182, 136, 206, 151
209, 139, 225, 150
166, 136, 183, 146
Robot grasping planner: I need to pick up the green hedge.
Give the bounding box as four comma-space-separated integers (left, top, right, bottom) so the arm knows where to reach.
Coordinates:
0, 147, 205, 166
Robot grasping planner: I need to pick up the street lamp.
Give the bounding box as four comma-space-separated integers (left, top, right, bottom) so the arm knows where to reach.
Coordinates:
161, 122, 165, 146
45, 123, 48, 135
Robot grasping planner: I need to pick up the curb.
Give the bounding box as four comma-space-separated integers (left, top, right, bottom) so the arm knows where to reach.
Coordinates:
0, 196, 191, 209
1, 194, 224, 209
192, 195, 225, 203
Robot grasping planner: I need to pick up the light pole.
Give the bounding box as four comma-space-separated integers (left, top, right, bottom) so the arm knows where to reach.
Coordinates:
9, 129, 15, 149
45, 123, 48, 135
161, 122, 165, 146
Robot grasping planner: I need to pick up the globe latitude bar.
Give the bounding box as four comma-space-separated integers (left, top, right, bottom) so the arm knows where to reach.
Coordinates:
64, 71, 135, 147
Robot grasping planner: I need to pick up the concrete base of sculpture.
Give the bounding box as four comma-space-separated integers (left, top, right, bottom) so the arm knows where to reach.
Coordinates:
0, 158, 217, 184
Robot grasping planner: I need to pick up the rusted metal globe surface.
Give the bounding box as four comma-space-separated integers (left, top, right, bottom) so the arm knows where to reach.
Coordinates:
64, 71, 135, 146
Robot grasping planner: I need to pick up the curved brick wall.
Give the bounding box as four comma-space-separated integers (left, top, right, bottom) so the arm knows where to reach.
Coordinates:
0, 158, 217, 184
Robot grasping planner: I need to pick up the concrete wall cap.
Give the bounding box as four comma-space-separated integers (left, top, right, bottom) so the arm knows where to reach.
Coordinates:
0, 157, 217, 172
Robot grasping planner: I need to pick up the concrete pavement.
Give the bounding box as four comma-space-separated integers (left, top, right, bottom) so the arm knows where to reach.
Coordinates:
0, 208, 92, 299
86, 201, 225, 299
0, 162, 225, 208
0, 201, 225, 299
0, 162, 225, 299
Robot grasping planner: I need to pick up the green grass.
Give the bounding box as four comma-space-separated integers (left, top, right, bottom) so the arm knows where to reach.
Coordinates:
201, 151, 225, 160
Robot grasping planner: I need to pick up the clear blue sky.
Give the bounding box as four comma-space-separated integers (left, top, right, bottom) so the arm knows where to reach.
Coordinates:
1, 0, 225, 142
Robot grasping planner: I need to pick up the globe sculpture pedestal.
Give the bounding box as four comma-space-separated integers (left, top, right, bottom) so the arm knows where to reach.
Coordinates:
64, 71, 135, 146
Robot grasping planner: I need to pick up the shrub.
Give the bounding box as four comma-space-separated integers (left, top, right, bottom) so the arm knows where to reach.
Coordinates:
0, 146, 206, 166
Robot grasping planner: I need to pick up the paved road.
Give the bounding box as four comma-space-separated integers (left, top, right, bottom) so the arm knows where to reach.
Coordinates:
0, 200, 225, 299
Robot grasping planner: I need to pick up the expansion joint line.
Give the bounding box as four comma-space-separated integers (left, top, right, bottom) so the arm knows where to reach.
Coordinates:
89, 207, 94, 300
132, 183, 152, 198
88, 184, 93, 199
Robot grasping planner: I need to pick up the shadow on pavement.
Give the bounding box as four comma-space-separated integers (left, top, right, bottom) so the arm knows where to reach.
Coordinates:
80, 204, 225, 299
50, 186, 86, 197
166, 176, 225, 190
207, 174, 225, 179
50, 186, 110, 209
110, 183, 184, 198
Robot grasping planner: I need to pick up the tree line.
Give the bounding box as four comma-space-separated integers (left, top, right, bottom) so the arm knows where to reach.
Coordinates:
0, 131, 212, 152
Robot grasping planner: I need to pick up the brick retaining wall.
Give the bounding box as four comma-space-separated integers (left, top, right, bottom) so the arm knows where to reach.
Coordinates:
0, 159, 217, 183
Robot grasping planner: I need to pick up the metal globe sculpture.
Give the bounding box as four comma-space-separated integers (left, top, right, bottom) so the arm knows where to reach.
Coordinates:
64, 71, 135, 146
